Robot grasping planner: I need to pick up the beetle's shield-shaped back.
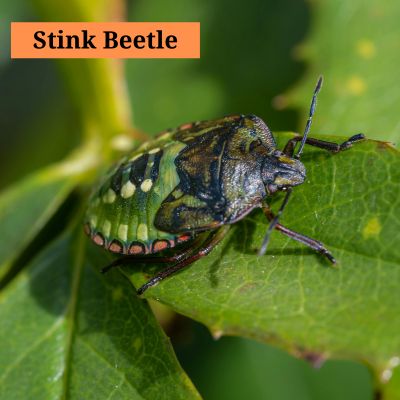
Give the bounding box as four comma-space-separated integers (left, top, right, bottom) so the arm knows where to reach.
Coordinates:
155, 114, 274, 233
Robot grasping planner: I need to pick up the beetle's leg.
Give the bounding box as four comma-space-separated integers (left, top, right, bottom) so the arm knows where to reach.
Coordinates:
283, 133, 365, 156
137, 226, 230, 295
262, 206, 336, 263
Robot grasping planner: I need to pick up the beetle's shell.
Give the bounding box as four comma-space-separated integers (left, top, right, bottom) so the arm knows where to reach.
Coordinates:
85, 129, 193, 254
85, 114, 276, 255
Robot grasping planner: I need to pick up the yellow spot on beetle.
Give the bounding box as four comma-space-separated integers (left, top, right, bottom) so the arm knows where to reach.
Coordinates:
148, 147, 160, 154
118, 224, 128, 241
137, 223, 148, 241
141, 179, 153, 192
274, 176, 293, 186
362, 217, 382, 239
112, 287, 123, 301
103, 188, 116, 204
278, 155, 295, 164
158, 132, 171, 141
346, 76, 367, 96
172, 189, 183, 198
356, 39, 376, 59
121, 181, 136, 198
90, 215, 98, 228
103, 220, 112, 237
130, 153, 143, 162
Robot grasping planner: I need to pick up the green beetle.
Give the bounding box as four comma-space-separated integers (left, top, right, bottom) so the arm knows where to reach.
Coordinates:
84, 77, 364, 294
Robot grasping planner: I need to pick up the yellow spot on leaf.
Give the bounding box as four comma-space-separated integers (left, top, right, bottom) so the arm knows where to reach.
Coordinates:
362, 217, 382, 239
356, 39, 376, 59
346, 76, 367, 96
132, 337, 142, 351
112, 287, 123, 301
272, 94, 288, 110
137, 223, 148, 241
121, 181, 136, 198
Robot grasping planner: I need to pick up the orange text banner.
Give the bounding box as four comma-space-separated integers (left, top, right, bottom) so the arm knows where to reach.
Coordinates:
11, 22, 200, 59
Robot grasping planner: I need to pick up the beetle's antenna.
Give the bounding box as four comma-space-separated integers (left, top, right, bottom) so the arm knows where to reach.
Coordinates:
259, 77, 323, 256
258, 188, 292, 256
295, 75, 323, 159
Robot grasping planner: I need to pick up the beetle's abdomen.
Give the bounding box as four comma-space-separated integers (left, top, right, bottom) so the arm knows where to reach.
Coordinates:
84, 140, 193, 254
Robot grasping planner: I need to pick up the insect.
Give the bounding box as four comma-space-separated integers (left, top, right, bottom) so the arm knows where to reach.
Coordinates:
84, 77, 365, 295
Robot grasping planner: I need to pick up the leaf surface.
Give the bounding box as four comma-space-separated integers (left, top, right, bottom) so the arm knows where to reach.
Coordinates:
127, 134, 400, 374
288, 0, 400, 145
0, 230, 200, 399
0, 141, 100, 281
0, 166, 75, 280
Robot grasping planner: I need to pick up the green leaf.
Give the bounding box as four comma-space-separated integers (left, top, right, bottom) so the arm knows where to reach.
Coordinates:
288, 0, 400, 145
177, 330, 373, 400
127, 134, 400, 375
0, 167, 74, 281
0, 229, 200, 399
380, 365, 400, 400
0, 142, 99, 281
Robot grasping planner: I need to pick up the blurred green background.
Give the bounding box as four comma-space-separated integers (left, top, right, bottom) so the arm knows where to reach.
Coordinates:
2, 0, 399, 398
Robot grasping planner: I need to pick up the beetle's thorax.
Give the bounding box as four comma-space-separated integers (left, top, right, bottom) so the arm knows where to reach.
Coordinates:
261, 150, 306, 194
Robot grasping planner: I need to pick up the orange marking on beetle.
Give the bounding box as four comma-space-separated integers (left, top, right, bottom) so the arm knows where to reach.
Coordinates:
179, 122, 193, 130
152, 240, 170, 252
177, 234, 192, 243
129, 243, 146, 255
83, 223, 91, 236
93, 233, 105, 247
109, 240, 123, 253
229, 114, 241, 120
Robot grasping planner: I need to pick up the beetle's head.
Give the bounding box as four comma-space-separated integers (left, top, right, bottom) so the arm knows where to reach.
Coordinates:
258, 76, 323, 258
262, 150, 306, 195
